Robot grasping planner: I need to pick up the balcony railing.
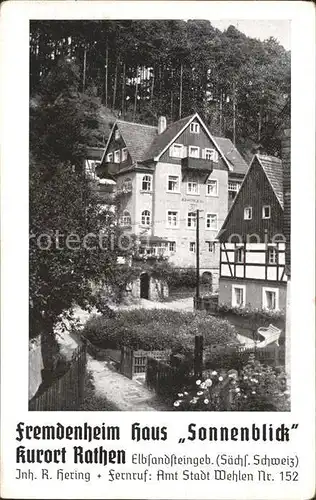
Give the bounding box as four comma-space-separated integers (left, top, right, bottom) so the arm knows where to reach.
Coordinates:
181, 156, 214, 173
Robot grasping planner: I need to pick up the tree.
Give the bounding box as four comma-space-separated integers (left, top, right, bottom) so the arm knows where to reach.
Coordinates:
29, 59, 121, 378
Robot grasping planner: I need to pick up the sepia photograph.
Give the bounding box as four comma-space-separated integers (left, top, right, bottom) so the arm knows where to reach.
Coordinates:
28, 18, 291, 412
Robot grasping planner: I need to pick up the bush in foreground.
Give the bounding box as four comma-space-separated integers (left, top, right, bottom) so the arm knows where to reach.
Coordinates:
173, 354, 290, 412
82, 308, 237, 353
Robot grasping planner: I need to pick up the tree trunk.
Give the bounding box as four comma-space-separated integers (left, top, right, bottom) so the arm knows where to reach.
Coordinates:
133, 67, 139, 121
179, 63, 183, 119
170, 68, 174, 119
150, 67, 155, 102
258, 108, 262, 142
105, 43, 109, 107
232, 82, 236, 145
82, 46, 87, 92
121, 62, 126, 117
219, 90, 223, 136
112, 59, 118, 111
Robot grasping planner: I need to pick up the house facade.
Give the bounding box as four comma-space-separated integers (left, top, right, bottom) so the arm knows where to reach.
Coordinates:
218, 154, 287, 311
96, 113, 248, 290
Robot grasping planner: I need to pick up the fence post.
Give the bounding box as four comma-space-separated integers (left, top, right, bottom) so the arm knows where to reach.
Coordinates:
194, 335, 203, 379
274, 344, 279, 367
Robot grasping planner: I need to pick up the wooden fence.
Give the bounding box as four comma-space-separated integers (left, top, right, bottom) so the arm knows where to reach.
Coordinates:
29, 343, 86, 411
204, 343, 285, 369
146, 357, 188, 396
120, 347, 170, 379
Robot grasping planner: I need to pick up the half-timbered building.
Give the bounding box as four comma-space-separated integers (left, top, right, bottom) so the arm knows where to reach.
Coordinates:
217, 154, 287, 311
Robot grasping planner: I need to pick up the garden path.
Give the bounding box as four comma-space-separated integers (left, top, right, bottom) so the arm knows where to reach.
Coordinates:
56, 302, 252, 411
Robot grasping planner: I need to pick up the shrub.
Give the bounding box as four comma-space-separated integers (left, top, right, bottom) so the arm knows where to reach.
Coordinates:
173, 355, 290, 412
217, 304, 285, 322
82, 309, 237, 353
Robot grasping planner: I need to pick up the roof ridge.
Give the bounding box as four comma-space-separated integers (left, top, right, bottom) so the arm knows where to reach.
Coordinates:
117, 120, 156, 129
257, 153, 282, 163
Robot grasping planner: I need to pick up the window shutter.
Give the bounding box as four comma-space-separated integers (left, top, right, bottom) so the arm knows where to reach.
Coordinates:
214, 151, 219, 162
202, 149, 206, 159
182, 146, 187, 158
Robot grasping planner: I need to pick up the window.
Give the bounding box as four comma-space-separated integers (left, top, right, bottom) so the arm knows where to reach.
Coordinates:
232, 285, 246, 307
204, 148, 218, 162
169, 143, 183, 158
114, 150, 120, 163
267, 246, 277, 264
228, 181, 241, 192
235, 246, 245, 263
167, 211, 179, 227
189, 242, 196, 253
121, 148, 128, 162
244, 207, 252, 220
187, 178, 199, 194
142, 175, 152, 191
206, 179, 218, 196
206, 213, 218, 230
167, 175, 180, 192
228, 181, 241, 201
262, 205, 271, 219
190, 122, 200, 134
189, 146, 200, 158
206, 241, 215, 252
262, 287, 279, 311
141, 210, 151, 226
120, 210, 131, 227
115, 129, 120, 140
167, 241, 176, 252
187, 211, 197, 228
85, 160, 96, 180
106, 152, 113, 162
122, 177, 132, 192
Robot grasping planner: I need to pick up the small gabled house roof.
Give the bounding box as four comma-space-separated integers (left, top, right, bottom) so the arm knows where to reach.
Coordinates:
101, 121, 156, 164
86, 147, 105, 162
217, 154, 283, 241
256, 154, 283, 208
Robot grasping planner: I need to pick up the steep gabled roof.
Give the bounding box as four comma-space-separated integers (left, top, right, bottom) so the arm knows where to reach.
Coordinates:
101, 120, 157, 164
101, 113, 247, 175
86, 147, 105, 161
256, 154, 283, 208
143, 114, 195, 161
116, 121, 157, 163
213, 137, 248, 175
217, 154, 283, 241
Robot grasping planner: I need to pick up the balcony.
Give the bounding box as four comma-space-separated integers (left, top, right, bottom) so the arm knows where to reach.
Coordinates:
95, 162, 120, 178
181, 156, 214, 174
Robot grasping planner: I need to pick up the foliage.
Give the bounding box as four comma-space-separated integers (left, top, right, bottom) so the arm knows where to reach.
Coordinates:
173, 355, 290, 411
217, 304, 285, 322
29, 60, 122, 348
82, 309, 237, 352
30, 20, 290, 158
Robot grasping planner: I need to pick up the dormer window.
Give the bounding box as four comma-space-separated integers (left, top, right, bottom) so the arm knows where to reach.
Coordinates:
115, 129, 120, 140
190, 122, 200, 134
121, 148, 128, 162
204, 148, 218, 162
169, 143, 183, 158
189, 146, 200, 158
114, 150, 120, 163
106, 152, 113, 163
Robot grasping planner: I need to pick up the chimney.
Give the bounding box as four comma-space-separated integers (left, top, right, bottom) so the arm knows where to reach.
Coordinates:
158, 116, 167, 135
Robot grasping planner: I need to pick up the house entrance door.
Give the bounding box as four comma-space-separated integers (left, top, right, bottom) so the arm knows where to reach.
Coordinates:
140, 273, 150, 299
